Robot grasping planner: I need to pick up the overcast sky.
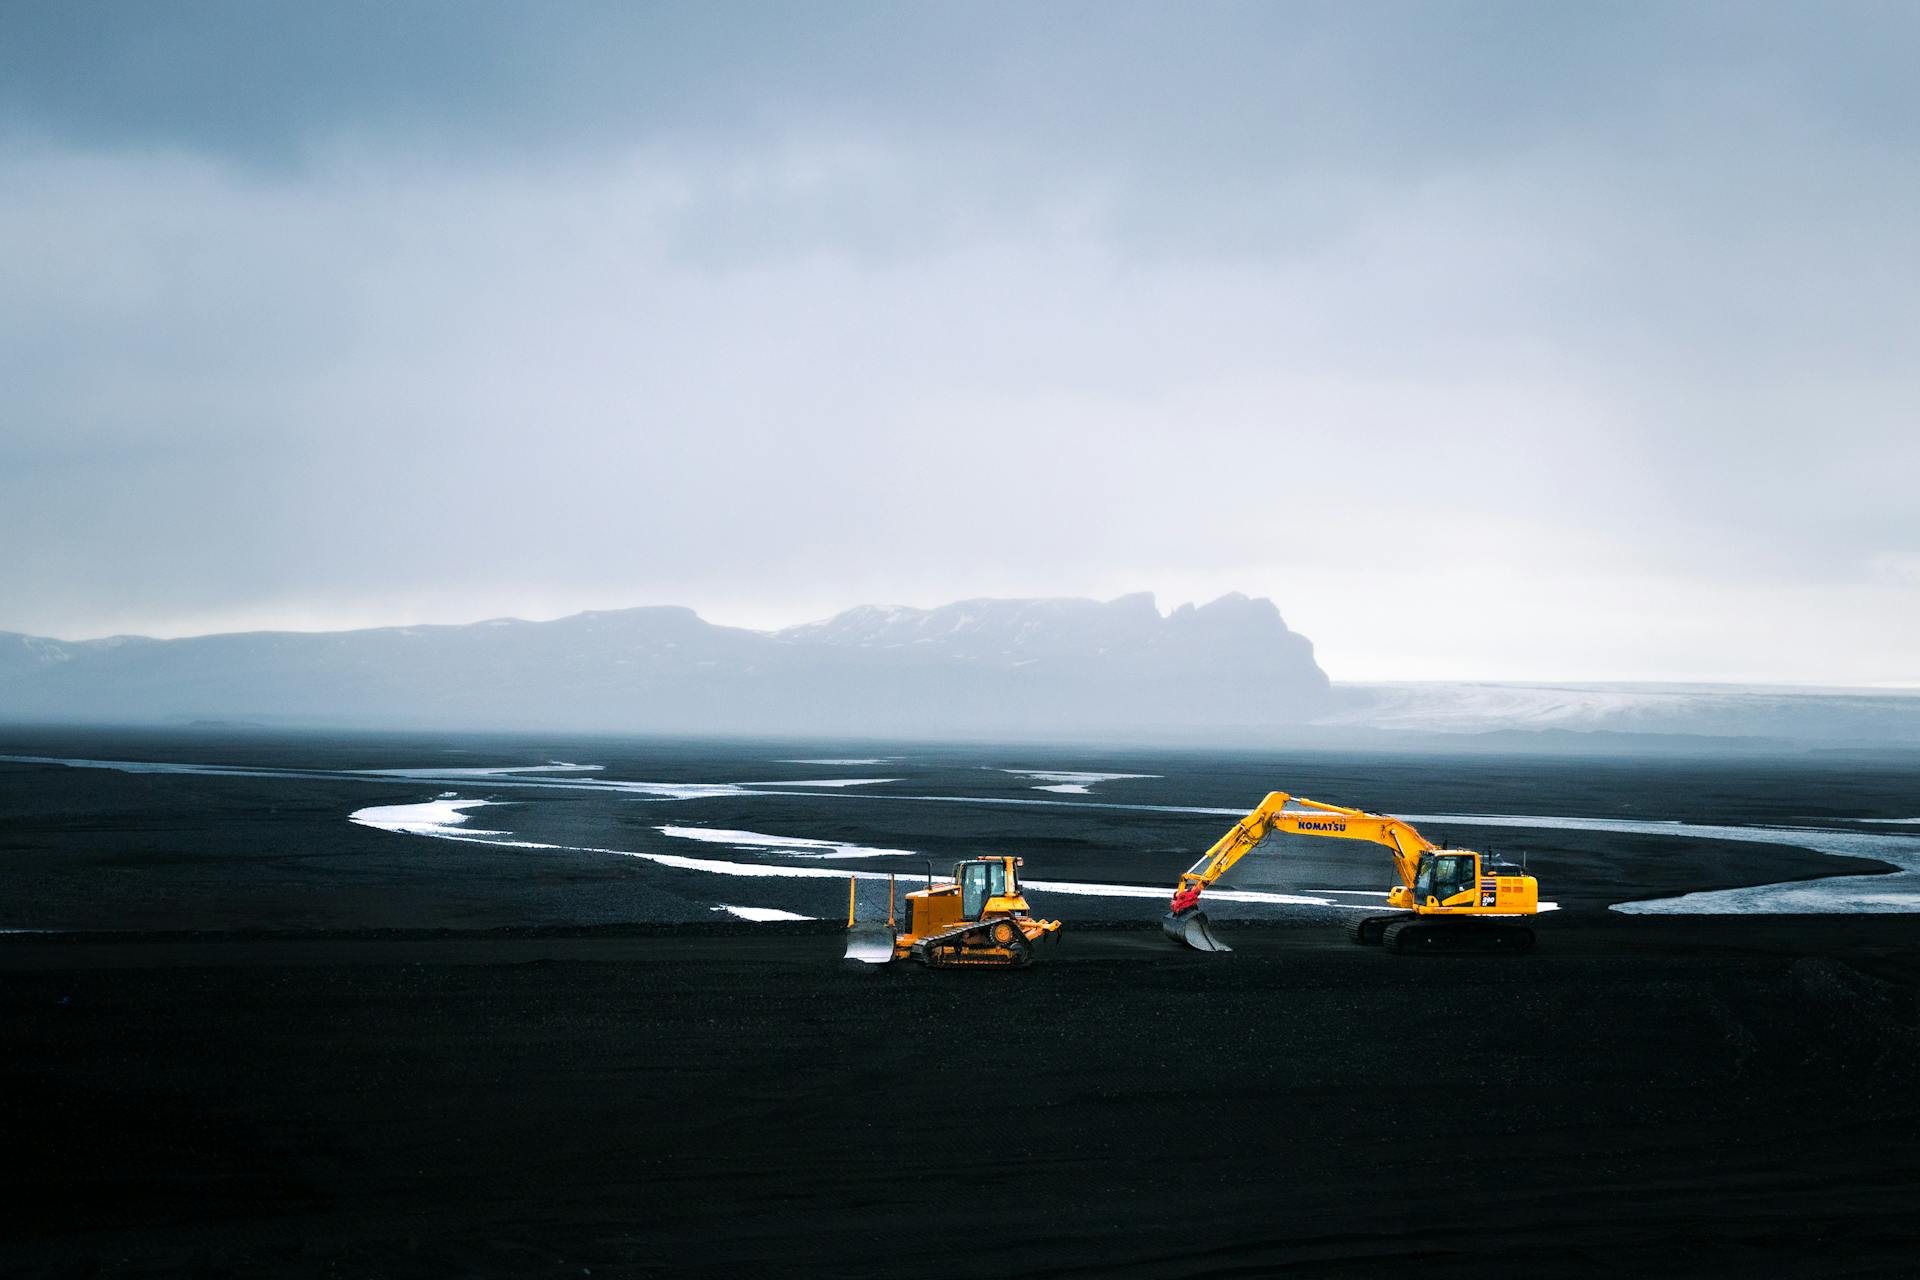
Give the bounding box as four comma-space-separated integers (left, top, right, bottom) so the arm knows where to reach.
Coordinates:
3, 2, 1915, 684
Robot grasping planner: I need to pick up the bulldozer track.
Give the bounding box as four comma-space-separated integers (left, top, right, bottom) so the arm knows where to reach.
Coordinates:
912, 919, 1034, 969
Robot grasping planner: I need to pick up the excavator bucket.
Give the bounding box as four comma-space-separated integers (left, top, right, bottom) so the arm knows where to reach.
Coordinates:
1163, 909, 1231, 953
843, 923, 896, 964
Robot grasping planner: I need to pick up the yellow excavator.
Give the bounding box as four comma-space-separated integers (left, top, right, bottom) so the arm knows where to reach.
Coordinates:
1164, 791, 1540, 953
846, 855, 1062, 968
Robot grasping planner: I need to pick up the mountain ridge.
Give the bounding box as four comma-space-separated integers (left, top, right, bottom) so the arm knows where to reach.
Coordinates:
0, 593, 1332, 735
6, 599, 1917, 747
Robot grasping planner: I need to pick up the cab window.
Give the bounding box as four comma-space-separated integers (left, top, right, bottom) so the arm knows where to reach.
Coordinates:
961, 862, 991, 918
1433, 855, 1476, 900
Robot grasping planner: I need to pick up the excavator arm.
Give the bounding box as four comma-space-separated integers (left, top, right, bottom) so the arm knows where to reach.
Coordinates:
1170, 792, 1435, 906
1164, 790, 1439, 950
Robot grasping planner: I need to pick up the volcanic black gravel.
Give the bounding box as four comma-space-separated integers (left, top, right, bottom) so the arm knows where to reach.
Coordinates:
3, 916, 1917, 1278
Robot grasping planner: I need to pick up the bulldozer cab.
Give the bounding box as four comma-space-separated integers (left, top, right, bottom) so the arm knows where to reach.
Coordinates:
957, 858, 1015, 919
1413, 852, 1478, 906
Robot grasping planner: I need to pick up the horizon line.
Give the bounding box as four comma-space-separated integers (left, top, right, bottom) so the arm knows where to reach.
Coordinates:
4, 602, 1916, 695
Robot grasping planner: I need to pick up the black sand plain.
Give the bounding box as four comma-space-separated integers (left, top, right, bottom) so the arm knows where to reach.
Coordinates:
3, 728, 1918, 1277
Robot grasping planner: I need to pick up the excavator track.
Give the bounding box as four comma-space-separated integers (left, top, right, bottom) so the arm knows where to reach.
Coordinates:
1345, 914, 1403, 946
1380, 917, 1535, 954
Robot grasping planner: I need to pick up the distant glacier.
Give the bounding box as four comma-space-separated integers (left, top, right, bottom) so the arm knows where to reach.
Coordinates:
1323, 681, 1920, 747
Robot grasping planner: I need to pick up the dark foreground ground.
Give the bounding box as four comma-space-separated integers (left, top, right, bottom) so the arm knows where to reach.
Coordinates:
5, 916, 1918, 1279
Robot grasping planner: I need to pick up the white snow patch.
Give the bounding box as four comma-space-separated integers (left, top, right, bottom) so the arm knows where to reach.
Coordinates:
613, 847, 883, 879
350, 797, 503, 837
710, 905, 815, 922
1614, 882, 1920, 914
740, 778, 899, 789
363, 762, 604, 778
1022, 879, 1352, 907
775, 758, 893, 766
658, 826, 916, 859
1002, 769, 1157, 795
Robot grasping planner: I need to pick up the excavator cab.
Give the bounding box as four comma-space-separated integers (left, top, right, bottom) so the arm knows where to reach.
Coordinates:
1414, 853, 1479, 905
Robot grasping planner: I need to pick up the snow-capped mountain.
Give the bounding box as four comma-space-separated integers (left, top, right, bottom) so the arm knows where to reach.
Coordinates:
780, 592, 1318, 667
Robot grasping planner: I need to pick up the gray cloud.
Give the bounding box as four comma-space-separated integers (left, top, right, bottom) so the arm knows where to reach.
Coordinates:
7, 4, 1910, 162
1, 2, 1915, 683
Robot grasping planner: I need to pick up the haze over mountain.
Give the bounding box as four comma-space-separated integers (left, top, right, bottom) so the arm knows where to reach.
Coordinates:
0, 593, 1331, 737
4, 591, 1917, 749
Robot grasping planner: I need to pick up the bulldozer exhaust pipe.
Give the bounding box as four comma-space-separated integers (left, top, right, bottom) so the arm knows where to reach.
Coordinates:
1163, 909, 1231, 953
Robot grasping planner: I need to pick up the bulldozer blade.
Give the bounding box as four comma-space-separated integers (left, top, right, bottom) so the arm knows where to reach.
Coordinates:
843, 924, 897, 964
1163, 910, 1231, 953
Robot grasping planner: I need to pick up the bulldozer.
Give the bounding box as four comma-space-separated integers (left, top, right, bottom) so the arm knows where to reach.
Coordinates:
1164, 791, 1541, 953
845, 855, 1061, 968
